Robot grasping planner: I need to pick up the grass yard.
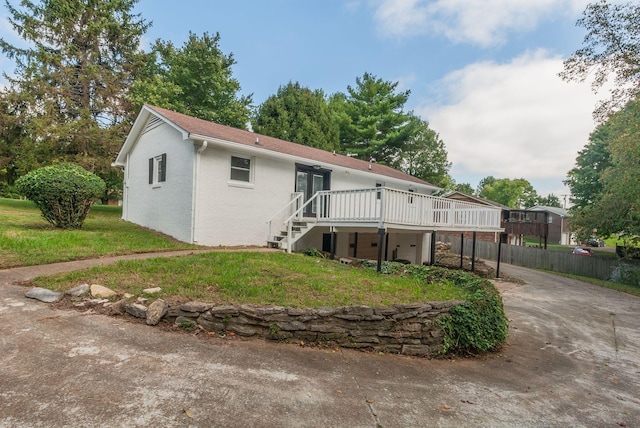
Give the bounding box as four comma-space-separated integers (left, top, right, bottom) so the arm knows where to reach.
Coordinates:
3, 197, 472, 306
0, 198, 198, 268
30, 251, 469, 308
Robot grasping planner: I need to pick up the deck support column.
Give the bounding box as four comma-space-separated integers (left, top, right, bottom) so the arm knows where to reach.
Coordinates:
330, 229, 337, 260
471, 231, 477, 273
430, 231, 436, 266
353, 232, 358, 258
376, 228, 385, 272
496, 232, 505, 278
384, 232, 389, 262
460, 233, 464, 269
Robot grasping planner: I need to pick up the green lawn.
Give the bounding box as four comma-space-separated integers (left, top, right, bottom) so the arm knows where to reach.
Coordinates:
30, 252, 469, 308
0, 198, 198, 268
3, 198, 471, 306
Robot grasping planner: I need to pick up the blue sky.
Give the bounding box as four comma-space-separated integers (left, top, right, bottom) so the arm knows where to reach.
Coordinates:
1, 0, 615, 203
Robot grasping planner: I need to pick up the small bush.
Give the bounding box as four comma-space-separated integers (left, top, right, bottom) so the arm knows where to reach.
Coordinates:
405, 265, 508, 354
360, 260, 407, 274
15, 163, 106, 229
301, 247, 326, 258
0, 182, 21, 199
610, 262, 640, 287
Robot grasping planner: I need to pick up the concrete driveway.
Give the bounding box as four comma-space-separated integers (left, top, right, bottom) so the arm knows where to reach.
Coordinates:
1, 257, 639, 427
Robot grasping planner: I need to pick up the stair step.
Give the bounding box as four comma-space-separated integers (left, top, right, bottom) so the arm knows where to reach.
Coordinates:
266, 240, 281, 249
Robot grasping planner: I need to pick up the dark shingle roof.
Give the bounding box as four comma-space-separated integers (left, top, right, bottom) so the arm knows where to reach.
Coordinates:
146, 105, 433, 187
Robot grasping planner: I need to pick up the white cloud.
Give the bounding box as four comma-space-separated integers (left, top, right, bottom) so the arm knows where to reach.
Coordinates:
372, 0, 590, 46
417, 49, 605, 195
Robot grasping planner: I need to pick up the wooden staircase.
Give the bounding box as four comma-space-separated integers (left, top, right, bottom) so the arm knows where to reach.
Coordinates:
266, 221, 312, 250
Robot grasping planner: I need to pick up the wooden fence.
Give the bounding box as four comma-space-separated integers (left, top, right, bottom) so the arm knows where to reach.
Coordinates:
437, 234, 619, 281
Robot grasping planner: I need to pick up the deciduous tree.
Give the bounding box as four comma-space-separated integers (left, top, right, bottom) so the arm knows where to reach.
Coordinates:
478, 177, 539, 208
253, 82, 338, 151
568, 98, 640, 242
393, 115, 452, 187
131, 32, 252, 129
560, 0, 640, 119
537, 194, 562, 208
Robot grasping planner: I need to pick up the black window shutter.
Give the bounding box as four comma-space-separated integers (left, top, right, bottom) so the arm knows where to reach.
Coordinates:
149, 158, 154, 184
159, 153, 167, 182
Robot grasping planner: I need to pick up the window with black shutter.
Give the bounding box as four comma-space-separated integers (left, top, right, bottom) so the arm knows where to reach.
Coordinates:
149, 153, 167, 185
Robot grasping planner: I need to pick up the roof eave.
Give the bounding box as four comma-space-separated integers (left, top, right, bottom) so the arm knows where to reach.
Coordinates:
188, 133, 438, 192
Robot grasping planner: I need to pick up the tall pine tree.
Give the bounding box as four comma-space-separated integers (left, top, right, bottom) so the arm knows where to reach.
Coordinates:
0, 0, 150, 200
331, 73, 413, 166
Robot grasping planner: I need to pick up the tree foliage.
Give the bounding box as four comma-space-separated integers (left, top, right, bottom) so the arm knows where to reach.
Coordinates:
253, 82, 338, 151
477, 176, 539, 208
560, 0, 640, 119
565, 121, 613, 210
16, 163, 105, 228
0, 0, 149, 198
537, 194, 562, 208
393, 115, 452, 187
454, 182, 476, 195
568, 98, 640, 242
130, 32, 252, 129
331, 72, 414, 165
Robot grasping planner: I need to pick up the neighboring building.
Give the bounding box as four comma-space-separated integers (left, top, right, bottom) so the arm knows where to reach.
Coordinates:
113, 105, 503, 265
527, 205, 575, 245
442, 193, 574, 247
441, 191, 510, 243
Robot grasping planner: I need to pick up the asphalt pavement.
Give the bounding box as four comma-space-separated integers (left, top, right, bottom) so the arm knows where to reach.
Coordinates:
1, 254, 639, 427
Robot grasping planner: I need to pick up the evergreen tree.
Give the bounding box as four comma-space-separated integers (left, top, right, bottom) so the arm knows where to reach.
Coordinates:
0, 0, 150, 200
331, 73, 413, 165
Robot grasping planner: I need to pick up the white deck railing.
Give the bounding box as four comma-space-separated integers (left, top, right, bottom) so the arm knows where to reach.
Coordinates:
309, 187, 502, 229
276, 187, 502, 252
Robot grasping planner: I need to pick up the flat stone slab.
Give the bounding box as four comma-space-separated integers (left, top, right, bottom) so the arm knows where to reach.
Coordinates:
25, 287, 63, 303
90, 284, 116, 298
65, 284, 90, 297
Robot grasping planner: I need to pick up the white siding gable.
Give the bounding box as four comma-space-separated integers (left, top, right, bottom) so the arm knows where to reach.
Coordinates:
123, 121, 195, 243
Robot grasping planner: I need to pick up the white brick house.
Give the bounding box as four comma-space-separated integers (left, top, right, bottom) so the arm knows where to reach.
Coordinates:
113, 105, 502, 265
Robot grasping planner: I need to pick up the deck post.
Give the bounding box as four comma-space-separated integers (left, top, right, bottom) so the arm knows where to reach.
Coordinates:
376, 228, 385, 272
471, 231, 477, 272
330, 229, 337, 260
353, 232, 358, 258
384, 232, 389, 261
496, 232, 505, 278
430, 231, 436, 265
460, 233, 464, 268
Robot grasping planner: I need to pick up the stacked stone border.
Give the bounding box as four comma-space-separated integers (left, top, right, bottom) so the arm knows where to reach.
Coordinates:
29, 284, 463, 357
140, 300, 461, 357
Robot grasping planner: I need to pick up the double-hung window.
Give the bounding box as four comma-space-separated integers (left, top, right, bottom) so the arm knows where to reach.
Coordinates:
149, 153, 166, 185
230, 155, 252, 183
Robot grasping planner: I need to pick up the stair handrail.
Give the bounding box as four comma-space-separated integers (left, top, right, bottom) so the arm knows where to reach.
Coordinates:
267, 192, 303, 241
284, 192, 321, 253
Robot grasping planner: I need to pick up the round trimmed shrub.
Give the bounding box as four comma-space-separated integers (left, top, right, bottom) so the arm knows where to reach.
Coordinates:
15, 163, 106, 229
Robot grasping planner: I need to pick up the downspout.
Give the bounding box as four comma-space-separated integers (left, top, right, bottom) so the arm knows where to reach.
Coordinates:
191, 141, 208, 244
122, 153, 130, 220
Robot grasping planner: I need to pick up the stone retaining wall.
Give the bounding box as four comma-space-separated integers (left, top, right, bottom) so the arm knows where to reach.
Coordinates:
136, 300, 462, 357
28, 283, 463, 357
